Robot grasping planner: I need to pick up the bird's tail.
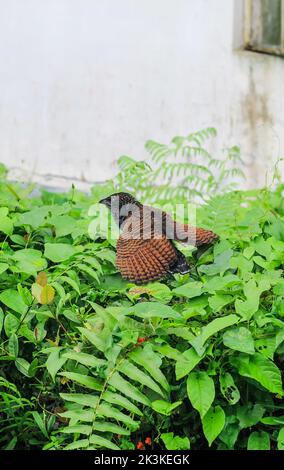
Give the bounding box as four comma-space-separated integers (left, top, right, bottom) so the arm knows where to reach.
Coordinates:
194, 227, 219, 246
174, 223, 219, 247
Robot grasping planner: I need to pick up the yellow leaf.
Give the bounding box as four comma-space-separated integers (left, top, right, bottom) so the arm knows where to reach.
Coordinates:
60, 376, 69, 385
36, 271, 48, 287
31, 283, 42, 302
129, 286, 151, 296
40, 285, 55, 305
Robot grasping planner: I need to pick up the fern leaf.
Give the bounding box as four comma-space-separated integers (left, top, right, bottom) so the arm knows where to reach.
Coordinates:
102, 391, 143, 416
60, 393, 99, 407
108, 372, 151, 406
62, 351, 106, 368
89, 434, 120, 450
97, 403, 138, 428
58, 372, 103, 391
119, 360, 165, 397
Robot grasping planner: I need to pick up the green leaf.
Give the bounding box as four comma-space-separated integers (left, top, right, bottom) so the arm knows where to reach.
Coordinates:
119, 360, 165, 397
8, 333, 18, 358
126, 302, 181, 319
175, 347, 204, 380
18, 284, 33, 306
261, 416, 284, 425
237, 404, 265, 429
273, 280, 284, 296
46, 349, 68, 381
219, 423, 240, 450
16, 206, 51, 229
208, 294, 234, 312
62, 351, 106, 368
0, 307, 3, 333
187, 371, 215, 418
152, 400, 182, 416
59, 275, 81, 294
0, 289, 28, 315
62, 309, 81, 324
160, 432, 190, 450
253, 236, 272, 259
32, 412, 49, 439
64, 439, 89, 450
204, 274, 240, 294
97, 403, 137, 427
12, 249, 47, 276
235, 279, 269, 321
247, 431, 270, 450
4, 313, 20, 337
60, 393, 98, 407
10, 234, 26, 246
277, 428, 284, 450
77, 263, 100, 283
128, 282, 172, 302
0, 263, 9, 275
49, 215, 75, 237
78, 327, 108, 353
173, 282, 203, 299
202, 406, 225, 446
0, 207, 13, 235
190, 314, 239, 356
51, 281, 66, 300
129, 345, 170, 392
199, 249, 233, 275
61, 424, 92, 435
44, 243, 78, 262
92, 422, 129, 436
231, 353, 283, 395
223, 327, 255, 354
89, 434, 120, 450
108, 372, 151, 406
255, 336, 276, 360
154, 343, 181, 361
102, 391, 143, 416
62, 422, 129, 436
15, 358, 31, 377
58, 372, 103, 391
219, 372, 240, 404
5, 436, 17, 450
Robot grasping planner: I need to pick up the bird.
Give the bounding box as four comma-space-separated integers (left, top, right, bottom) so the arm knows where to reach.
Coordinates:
99, 192, 218, 284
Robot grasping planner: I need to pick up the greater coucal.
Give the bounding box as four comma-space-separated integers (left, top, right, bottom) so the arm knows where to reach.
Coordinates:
99, 192, 218, 284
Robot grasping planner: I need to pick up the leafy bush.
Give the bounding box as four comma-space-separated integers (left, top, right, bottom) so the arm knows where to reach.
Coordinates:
1, 129, 284, 450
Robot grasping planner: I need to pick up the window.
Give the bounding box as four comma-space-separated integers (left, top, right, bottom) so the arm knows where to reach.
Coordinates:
244, 0, 284, 56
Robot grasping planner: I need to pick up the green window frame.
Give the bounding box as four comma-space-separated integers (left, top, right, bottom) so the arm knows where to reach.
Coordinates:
244, 0, 284, 56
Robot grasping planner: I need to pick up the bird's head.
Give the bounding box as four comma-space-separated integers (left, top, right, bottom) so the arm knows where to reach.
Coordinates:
99, 192, 139, 209
99, 192, 141, 226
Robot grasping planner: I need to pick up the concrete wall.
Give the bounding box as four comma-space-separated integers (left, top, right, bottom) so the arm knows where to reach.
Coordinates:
0, 0, 283, 189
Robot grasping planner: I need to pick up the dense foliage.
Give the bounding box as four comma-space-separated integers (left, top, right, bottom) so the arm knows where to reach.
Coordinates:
1, 129, 284, 451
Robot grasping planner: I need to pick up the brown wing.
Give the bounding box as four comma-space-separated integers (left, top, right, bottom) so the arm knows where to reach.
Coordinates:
161, 212, 219, 246
116, 210, 177, 284
170, 221, 219, 246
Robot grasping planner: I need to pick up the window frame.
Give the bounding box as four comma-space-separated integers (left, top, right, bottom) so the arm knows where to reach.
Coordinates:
244, 0, 284, 56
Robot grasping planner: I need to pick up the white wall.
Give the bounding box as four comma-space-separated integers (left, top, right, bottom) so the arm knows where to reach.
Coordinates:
0, 0, 283, 189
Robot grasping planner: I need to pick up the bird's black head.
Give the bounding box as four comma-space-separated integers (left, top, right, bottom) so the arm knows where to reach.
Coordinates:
99, 192, 139, 208
99, 192, 141, 227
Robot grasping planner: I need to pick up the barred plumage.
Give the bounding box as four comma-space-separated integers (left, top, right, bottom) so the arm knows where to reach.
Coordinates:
100, 192, 219, 284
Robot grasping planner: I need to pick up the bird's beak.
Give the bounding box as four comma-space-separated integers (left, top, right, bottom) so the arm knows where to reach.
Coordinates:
99, 197, 110, 207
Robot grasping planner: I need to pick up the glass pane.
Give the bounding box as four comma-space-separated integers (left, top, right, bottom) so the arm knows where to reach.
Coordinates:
261, 0, 281, 46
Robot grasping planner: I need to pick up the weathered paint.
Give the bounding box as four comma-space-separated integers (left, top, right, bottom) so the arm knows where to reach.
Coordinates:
0, 0, 283, 189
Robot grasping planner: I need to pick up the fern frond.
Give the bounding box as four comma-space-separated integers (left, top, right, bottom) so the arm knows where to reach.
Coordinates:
46, 315, 170, 450
112, 127, 244, 206
186, 127, 217, 146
